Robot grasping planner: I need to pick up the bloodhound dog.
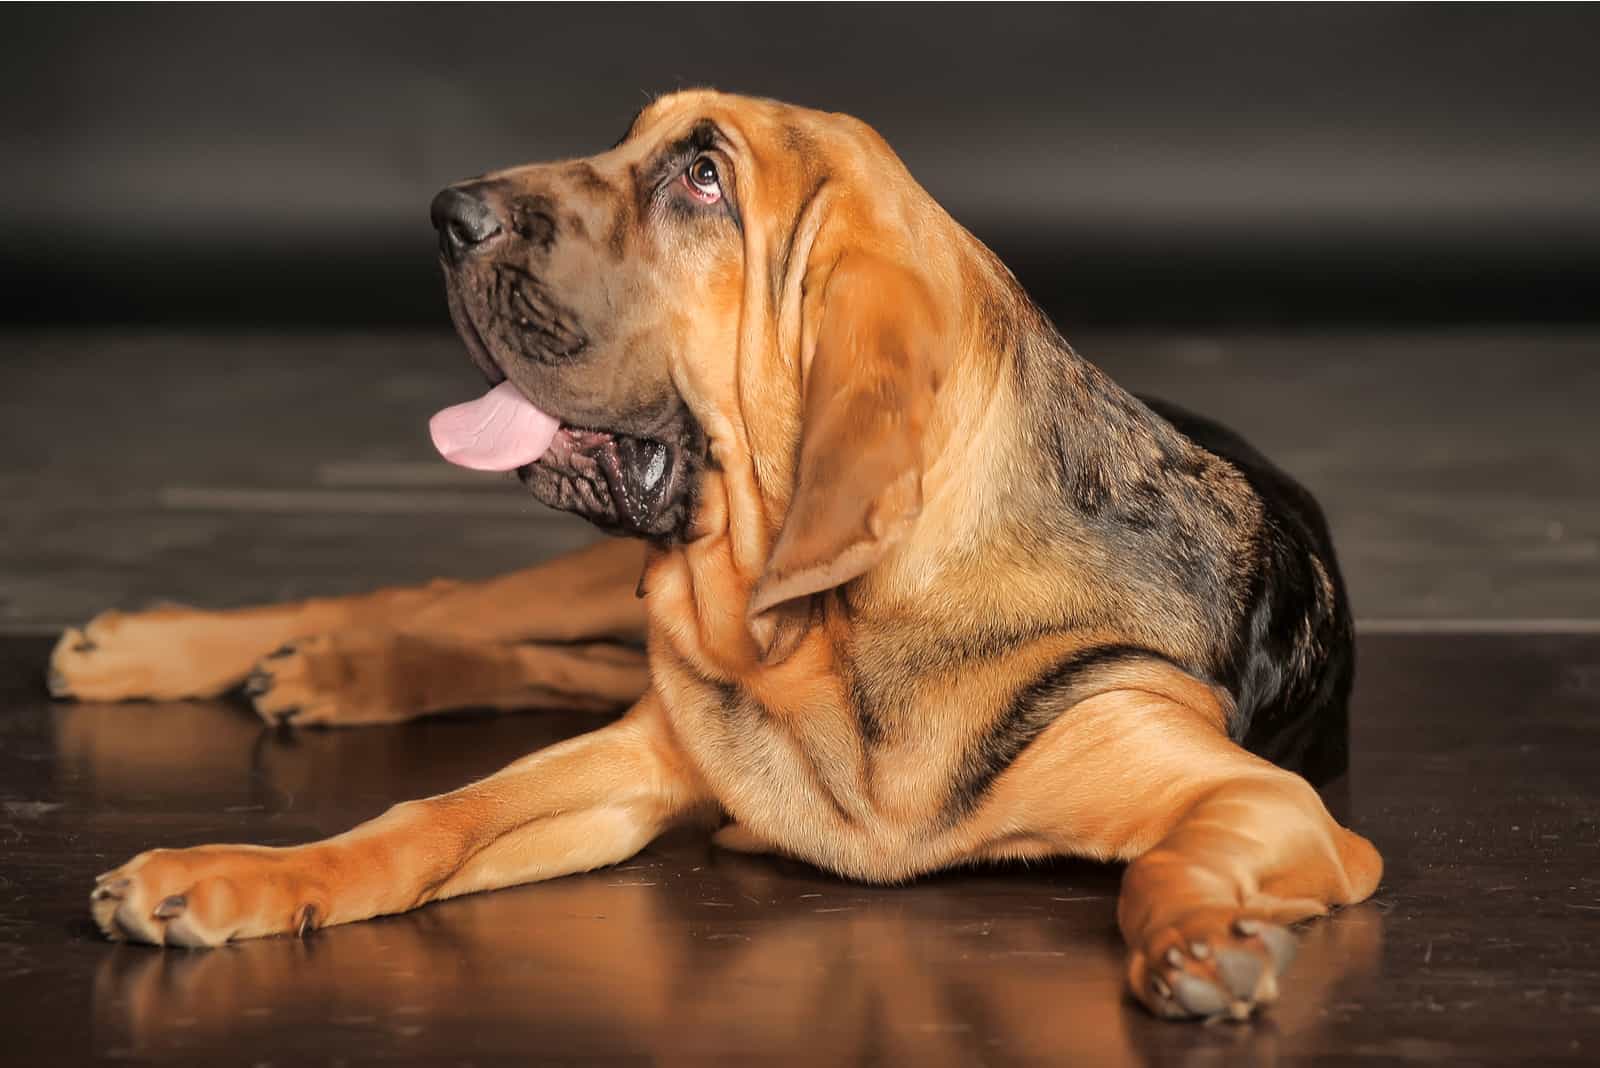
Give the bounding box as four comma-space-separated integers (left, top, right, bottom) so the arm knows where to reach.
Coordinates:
53, 90, 1381, 1021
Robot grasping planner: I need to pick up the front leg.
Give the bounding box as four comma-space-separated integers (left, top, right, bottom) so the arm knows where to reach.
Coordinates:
961, 683, 1381, 1022
90, 693, 710, 945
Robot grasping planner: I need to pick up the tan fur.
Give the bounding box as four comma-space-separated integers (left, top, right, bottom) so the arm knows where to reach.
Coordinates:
60, 90, 1380, 1020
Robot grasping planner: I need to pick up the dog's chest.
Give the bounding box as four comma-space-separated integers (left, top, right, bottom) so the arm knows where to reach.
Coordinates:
651, 630, 991, 875
659, 656, 867, 826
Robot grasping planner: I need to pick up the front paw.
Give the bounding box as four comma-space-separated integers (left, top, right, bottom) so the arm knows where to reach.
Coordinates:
91, 846, 325, 948
1128, 908, 1297, 1021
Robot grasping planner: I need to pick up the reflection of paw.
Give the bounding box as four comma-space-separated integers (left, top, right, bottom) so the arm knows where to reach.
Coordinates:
50, 609, 238, 701
245, 632, 412, 727
712, 823, 777, 856
91, 845, 323, 948
1129, 909, 1297, 1022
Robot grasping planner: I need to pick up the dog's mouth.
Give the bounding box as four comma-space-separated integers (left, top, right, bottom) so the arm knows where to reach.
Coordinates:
517, 423, 691, 539
431, 299, 699, 541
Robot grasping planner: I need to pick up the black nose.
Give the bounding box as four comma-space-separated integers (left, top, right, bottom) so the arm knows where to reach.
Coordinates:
430, 186, 503, 263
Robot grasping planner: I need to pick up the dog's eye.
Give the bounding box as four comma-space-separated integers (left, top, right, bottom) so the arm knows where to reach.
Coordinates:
682, 155, 722, 204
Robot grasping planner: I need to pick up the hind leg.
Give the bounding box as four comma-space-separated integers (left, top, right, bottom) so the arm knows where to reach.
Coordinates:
49, 538, 646, 702
245, 630, 649, 727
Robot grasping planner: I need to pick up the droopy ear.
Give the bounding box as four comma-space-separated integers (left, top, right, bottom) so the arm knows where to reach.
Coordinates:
747, 254, 942, 657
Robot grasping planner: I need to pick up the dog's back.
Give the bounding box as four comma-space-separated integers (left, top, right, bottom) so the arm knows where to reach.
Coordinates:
1140, 396, 1354, 787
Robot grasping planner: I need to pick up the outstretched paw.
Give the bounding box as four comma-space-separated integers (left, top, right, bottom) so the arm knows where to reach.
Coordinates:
91, 846, 323, 948
1130, 909, 1298, 1022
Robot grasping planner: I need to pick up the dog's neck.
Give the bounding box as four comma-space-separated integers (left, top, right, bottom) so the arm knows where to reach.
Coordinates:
1028, 334, 1196, 514
967, 264, 1193, 516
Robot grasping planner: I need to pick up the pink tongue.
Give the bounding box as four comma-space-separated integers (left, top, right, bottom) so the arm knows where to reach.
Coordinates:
429, 381, 561, 471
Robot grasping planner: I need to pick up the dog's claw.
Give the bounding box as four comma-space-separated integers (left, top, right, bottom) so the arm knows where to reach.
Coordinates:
153, 894, 187, 919
91, 877, 130, 901
296, 903, 319, 938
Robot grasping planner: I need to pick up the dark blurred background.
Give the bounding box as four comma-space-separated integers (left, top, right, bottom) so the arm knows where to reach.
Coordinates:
3, 4, 1597, 631
6, 4, 1600, 327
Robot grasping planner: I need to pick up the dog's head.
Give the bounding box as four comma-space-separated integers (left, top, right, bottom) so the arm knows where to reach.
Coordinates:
432, 90, 978, 650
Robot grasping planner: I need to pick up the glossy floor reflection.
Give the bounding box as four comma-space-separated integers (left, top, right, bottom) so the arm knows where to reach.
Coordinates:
2, 633, 1598, 1065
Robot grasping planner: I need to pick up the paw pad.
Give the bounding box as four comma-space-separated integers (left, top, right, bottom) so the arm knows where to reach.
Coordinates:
1141, 916, 1297, 1022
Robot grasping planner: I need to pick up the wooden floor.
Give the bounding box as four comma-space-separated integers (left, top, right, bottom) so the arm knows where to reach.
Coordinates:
0, 632, 1597, 1064
1, 328, 1598, 1064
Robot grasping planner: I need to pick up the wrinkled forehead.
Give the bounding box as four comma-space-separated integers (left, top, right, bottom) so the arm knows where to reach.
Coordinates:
618, 90, 780, 156
478, 94, 762, 198
614, 91, 878, 210
479, 92, 884, 248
